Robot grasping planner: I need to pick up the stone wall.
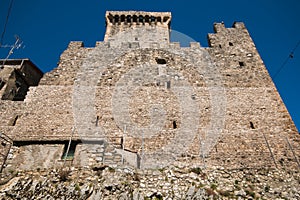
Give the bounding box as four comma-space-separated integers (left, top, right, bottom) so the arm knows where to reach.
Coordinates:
10, 85, 74, 141
6, 144, 64, 171
104, 11, 171, 48
205, 22, 299, 170
0, 13, 299, 174
39, 42, 92, 86
1, 165, 299, 199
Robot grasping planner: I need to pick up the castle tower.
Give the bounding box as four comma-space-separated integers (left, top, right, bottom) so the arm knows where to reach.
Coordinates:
104, 11, 171, 48
0, 11, 299, 172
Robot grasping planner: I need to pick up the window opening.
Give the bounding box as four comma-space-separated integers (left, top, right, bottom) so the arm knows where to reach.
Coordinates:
155, 58, 167, 64
173, 121, 177, 129
62, 142, 77, 160
239, 62, 245, 67
96, 116, 99, 126
250, 121, 255, 129
229, 42, 233, 46
166, 81, 171, 89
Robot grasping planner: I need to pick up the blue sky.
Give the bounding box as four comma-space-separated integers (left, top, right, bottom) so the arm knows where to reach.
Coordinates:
0, 0, 300, 131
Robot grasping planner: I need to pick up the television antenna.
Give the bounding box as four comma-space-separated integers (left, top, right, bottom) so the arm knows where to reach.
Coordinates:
1, 35, 24, 68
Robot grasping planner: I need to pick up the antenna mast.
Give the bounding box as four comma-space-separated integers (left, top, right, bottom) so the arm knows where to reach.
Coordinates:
1, 35, 24, 68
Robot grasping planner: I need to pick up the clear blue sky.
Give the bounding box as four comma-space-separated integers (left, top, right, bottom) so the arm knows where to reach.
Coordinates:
0, 0, 300, 131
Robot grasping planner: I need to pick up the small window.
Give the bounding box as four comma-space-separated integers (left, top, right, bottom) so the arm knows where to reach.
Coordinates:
250, 121, 255, 129
62, 142, 77, 160
239, 62, 245, 67
96, 116, 99, 126
173, 121, 177, 129
166, 81, 171, 89
156, 58, 167, 64
229, 42, 233, 46
219, 44, 222, 48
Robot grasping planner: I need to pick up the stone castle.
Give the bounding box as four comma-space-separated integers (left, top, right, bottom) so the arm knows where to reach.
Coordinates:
0, 11, 299, 174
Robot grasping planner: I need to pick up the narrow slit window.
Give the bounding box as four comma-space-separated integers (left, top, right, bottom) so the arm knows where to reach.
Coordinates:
173, 121, 177, 129
166, 81, 171, 89
250, 121, 255, 129
96, 116, 99, 126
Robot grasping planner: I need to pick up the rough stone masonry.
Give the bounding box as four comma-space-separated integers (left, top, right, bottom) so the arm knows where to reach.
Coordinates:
0, 11, 299, 199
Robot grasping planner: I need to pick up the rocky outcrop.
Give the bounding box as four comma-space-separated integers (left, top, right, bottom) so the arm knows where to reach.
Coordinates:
1, 165, 299, 199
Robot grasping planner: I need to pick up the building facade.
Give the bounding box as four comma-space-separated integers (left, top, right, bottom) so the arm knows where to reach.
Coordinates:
0, 11, 299, 172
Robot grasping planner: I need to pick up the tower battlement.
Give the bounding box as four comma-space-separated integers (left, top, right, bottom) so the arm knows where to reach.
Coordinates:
212, 21, 246, 33
105, 11, 171, 26
104, 11, 171, 48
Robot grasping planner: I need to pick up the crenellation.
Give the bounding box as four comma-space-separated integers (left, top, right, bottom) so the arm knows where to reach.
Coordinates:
67, 41, 84, 48
39, 43, 92, 85
213, 22, 226, 33
104, 11, 171, 48
189, 42, 201, 48
232, 21, 246, 29
169, 42, 180, 48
